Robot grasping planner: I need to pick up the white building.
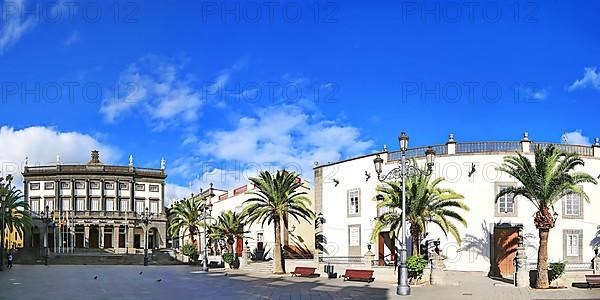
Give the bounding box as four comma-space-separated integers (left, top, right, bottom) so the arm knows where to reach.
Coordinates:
314, 133, 600, 277
23, 150, 168, 254
174, 178, 315, 260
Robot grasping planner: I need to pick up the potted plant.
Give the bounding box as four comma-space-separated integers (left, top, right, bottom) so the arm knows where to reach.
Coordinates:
182, 243, 198, 265
223, 252, 240, 269
407, 255, 428, 285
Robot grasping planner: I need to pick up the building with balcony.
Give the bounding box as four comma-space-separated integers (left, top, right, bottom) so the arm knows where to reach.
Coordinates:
22, 150, 168, 254
314, 133, 600, 277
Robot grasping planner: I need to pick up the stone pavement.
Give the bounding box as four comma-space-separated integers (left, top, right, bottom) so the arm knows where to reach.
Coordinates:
1, 265, 599, 300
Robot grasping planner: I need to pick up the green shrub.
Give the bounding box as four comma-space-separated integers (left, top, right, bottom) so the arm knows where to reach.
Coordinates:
223, 253, 235, 265
549, 262, 565, 283
407, 255, 428, 280
182, 243, 197, 258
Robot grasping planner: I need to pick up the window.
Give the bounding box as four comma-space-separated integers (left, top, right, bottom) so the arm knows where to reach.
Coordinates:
563, 229, 583, 263
563, 192, 582, 218
45, 199, 54, 211
496, 184, 517, 217
91, 198, 100, 211
30, 182, 40, 190
30, 199, 40, 213
76, 198, 85, 211
347, 189, 360, 217
135, 184, 145, 191
119, 183, 129, 190
106, 199, 114, 212
75, 181, 85, 189
90, 181, 100, 189
149, 184, 159, 192
61, 182, 70, 189
257, 232, 264, 242
566, 234, 579, 256
135, 201, 145, 213
61, 198, 71, 211
120, 200, 129, 212
104, 182, 114, 190
150, 201, 159, 214
44, 182, 54, 190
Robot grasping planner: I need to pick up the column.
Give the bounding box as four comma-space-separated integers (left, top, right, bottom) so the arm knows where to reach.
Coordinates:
99, 225, 105, 249
116, 180, 121, 212
113, 226, 120, 253
55, 179, 60, 211
127, 224, 135, 252
520, 132, 532, 153
161, 182, 165, 214
85, 179, 90, 211
71, 179, 75, 211
100, 179, 105, 211
515, 247, 529, 287
130, 180, 135, 212
593, 138, 600, 158
446, 133, 456, 154
84, 224, 90, 248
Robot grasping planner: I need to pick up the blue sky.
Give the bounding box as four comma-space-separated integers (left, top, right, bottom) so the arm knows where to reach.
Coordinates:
1, 0, 600, 202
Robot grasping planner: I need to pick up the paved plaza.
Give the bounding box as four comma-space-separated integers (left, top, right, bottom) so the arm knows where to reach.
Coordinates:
1, 265, 599, 300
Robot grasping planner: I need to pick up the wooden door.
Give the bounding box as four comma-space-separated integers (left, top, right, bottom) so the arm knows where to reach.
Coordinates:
89, 227, 99, 248
378, 233, 385, 266
104, 233, 112, 248
493, 227, 518, 277
236, 238, 243, 256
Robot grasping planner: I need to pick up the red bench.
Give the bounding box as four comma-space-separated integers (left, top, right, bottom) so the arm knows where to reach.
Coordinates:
586, 275, 600, 288
291, 266, 318, 277
342, 269, 375, 283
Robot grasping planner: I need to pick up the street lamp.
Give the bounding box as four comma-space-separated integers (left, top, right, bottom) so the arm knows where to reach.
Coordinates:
40, 205, 51, 266
137, 207, 153, 266
373, 132, 435, 296
0, 194, 5, 272
200, 183, 214, 272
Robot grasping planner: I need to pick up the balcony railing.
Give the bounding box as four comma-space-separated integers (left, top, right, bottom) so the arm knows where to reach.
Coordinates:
533, 142, 594, 157
456, 141, 521, 154
25, 164, 165, 177
388, 144, 448, 161
65, 210, 167, 219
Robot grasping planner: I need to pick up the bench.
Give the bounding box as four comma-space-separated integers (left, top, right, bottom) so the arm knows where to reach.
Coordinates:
291, 267, 319, 277
586, 275, 600, 288
342, 269, 375, 283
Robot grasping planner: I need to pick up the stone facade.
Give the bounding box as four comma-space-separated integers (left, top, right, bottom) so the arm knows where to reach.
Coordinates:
22, 151, 168, 254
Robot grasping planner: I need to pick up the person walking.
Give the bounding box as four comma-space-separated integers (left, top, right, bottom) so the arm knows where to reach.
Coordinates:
7, 253, 13, 269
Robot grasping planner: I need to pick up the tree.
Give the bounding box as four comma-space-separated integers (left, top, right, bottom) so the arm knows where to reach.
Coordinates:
371, 170, 468, 256
209, 210, 248, 255
168, 197, 206, 258
243, 170, 314, 274
497, 145, 596, 288
1, 176, 33, 250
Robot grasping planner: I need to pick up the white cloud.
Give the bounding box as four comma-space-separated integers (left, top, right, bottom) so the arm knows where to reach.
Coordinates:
0, 0, 37, 55
100, 55, 204, 129
0, 126, 120, 187
568, 67, 600, 91
63, 31, 80, 47
187, 104, 374, 188
561, 130, 592, 146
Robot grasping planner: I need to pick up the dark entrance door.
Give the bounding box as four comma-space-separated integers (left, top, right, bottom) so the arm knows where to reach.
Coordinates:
76, 233, 84, 248
134, 234, 141, 249
493, 226, 519, 277
119, 232, 125, 248
104, 233, 112, 248
89, 227, 99, 248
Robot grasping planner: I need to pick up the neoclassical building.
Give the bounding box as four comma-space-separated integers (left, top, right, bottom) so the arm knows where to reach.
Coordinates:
22, 150, 167, 255
314, 133, 600, 277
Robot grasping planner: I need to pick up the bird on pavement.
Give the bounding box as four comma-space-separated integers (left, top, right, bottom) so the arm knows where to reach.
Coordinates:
156, 279, 162, 282
93, 276, 98, 280
139, 271, 143, 275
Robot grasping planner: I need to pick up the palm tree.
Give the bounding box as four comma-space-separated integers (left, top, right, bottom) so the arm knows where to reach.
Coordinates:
208, 210, 248, 255
243, 170, 314, 274
371, 171, 468, 256
1, 176, 33, 250
168, 197, 206, 258
496, 145, 597, 288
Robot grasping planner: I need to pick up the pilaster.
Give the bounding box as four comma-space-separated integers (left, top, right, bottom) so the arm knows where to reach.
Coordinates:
99, 225, 105, 249
84, 224, 90, 248
520, 132, 532, 153
446, 133, 456, 155
593, 138, 600, 158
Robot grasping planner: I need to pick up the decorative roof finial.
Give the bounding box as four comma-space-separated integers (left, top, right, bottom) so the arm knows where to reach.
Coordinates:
129, 154, 133, 167
523, 132, 529, 141
594, 137, 600, 146
24, 156, 28, 167
383, 144, 388, 152
56, 154, 60, 165
448, 133, 455, 142
161, 157, 166, 170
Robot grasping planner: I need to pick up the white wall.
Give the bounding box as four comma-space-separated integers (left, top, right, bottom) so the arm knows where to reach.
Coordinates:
318, 149, 600, 272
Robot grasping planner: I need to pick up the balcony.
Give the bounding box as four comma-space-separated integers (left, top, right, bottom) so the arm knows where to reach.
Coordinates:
58, 210, 168, 220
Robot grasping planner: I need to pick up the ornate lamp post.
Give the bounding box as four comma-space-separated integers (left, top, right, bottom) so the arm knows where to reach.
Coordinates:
373, 132, 435, 296
137, 207, 153, 266
199, 183, 214, 272
40, 205, 51, 266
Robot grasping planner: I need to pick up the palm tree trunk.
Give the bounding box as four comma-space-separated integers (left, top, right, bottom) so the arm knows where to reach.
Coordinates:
410, 223, 420, 256
283, 210, 289, 246
536, 228, 550, 288
273, 217, 285, 274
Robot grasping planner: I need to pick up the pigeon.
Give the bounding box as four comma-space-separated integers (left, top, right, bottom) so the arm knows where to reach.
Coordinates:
94, 276, 98, 280
139, 271, 143, 275
156, 279, 162, 282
